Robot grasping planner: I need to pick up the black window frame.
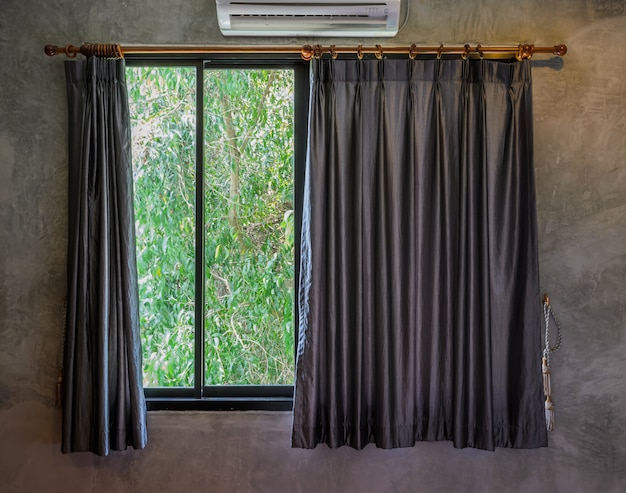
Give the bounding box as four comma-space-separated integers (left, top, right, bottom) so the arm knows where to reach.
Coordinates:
126, 54, 309, 411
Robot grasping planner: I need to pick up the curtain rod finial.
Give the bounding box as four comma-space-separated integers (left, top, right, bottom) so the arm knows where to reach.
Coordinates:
44, 45, 58, 56
301, 45, 314, 61
554, 44, 567, 56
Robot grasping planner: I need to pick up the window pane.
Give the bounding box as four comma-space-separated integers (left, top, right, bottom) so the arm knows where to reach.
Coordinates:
204, 69, 295, 385
127, 66, 196, 387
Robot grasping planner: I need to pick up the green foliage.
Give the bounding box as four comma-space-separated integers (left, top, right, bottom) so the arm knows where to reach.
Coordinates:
127, 65, 295, 387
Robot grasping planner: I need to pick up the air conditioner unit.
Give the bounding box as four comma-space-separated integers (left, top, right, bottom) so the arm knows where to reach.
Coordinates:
215, 0, 401, 37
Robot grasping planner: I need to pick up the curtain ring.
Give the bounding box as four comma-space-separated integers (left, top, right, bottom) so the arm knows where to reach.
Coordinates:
437, 43, 443, 60
65, 44, 77, 59
515, 44, 534, 61
408, 44, 417, 60
313, 44, 323, 59
477, 44, 484, 59
357, 44, 364, 60
375, 44, 383, 60
461, 44, 471, 60
329, 44, 338, 60
524, 43, 534, 60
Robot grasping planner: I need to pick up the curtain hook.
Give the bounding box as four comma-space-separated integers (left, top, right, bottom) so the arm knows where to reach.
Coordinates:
375, 44, 383, 60
357, 44, 364, 60
461, 44, 471, 60
329, 44, 338, 60
437, 43, 443, 60
408, 44, 417, 60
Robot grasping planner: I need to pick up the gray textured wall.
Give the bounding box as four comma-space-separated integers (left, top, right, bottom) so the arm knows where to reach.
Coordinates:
0, 0, 624, 491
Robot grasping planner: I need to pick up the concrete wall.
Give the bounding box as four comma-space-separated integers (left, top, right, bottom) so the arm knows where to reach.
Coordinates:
0, 0, 624, 491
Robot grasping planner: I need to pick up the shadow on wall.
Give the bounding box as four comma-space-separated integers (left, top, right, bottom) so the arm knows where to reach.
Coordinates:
532, 57, 564, 70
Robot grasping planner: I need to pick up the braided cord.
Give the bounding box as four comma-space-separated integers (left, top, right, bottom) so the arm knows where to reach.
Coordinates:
543, 301, 563, 363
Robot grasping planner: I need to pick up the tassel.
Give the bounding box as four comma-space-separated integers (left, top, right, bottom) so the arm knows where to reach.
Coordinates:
542, 357, 551, 396
545, 395, 555, 431
541, 295, 563, 433
542, 357, 555, 431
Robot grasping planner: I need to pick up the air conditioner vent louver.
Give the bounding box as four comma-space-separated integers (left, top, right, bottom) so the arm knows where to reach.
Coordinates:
216, 0, 401, 37
231, 15, 371, 18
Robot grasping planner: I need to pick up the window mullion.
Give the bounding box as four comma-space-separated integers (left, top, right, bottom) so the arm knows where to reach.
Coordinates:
194, 61, 205, 399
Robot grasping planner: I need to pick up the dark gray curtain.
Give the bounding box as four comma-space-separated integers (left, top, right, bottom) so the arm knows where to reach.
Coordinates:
292, 58, 546, 451
62, 58, 147, 455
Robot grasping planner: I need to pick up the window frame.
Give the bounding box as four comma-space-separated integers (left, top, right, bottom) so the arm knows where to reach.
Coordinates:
126, 54, 309, 411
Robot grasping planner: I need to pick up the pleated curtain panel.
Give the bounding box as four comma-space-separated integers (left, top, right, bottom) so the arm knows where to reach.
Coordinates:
63, 58, 147, 455
292, 58, 546, 451
61, 55, 545, 455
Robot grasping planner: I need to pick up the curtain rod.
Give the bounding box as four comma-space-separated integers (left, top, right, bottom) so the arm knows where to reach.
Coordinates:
44, 43, 567, 61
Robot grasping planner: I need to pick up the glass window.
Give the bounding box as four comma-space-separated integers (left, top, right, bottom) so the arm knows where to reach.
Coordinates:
126, 58, 308, 409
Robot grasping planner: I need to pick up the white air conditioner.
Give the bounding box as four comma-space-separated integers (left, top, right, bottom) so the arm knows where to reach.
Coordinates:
215, 0, 401, 37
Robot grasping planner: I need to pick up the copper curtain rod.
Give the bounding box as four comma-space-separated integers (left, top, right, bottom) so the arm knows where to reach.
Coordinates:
45, 43, 567, 61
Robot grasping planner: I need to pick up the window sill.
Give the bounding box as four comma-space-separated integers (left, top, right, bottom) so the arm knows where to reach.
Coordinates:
146, 396, 293, 411
145, 385, 293, 411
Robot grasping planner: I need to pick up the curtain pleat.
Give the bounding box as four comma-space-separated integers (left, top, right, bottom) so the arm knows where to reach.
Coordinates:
62, 58, 147, 455
292, 58, 546, 451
